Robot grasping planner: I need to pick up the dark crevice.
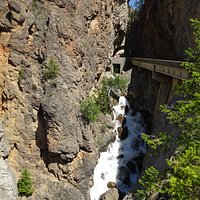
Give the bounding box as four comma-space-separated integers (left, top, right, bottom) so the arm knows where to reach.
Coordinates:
17, 80, 23, 92
113, 45, 125, 57
36, 104, 48, 157
37, 53, 45, 64
13, 143, 18, 150
117, 0, 126, 6
0, 26, 11, 32
113, 63, 121, 74
46, 16, 50, 27
2, 93, 7, 112
35, 104, 69, 170
28, 24, 34, 35
5, 11, 12, 23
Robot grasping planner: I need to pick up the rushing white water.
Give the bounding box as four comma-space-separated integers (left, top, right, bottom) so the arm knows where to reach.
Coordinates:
90, 96, 147, 200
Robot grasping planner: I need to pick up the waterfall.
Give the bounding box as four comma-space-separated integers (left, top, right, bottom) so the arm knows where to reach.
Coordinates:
90, 96, 147, 200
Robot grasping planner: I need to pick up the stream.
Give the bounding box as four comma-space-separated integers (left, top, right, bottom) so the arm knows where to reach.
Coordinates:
90, 96, 147, 200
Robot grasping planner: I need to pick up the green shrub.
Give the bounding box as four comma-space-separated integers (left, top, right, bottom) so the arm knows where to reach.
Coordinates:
80, 76, 128, 122
166, 142, 200, 199
101, 76, 128, 91
43, 57, 59, 80
80, 96, 101, 122
19, 69, 26, 80
47, 91, 53, 97
32, 84, 37, 90
17, 169, 34, 197
135, 166, 160, 199
142, 132, 171, 151
96, 76, 128, 113
95, 84, 110, 113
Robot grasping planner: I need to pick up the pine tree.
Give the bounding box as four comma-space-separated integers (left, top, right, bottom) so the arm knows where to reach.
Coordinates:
17, 168, 34, 197
135, 19, 200, 200
160, 18, 200, 200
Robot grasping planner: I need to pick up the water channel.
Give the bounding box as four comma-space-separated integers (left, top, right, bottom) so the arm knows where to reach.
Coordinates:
90, 96, 147, 200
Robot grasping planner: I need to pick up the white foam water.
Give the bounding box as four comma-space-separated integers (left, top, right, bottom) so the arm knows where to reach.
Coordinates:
90, 96, 147, 200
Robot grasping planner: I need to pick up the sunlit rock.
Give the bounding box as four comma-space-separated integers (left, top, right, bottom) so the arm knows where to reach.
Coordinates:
107, 181, 116, 188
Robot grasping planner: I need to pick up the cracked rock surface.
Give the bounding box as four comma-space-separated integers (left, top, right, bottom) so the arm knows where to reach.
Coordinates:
0, 0, 128, 199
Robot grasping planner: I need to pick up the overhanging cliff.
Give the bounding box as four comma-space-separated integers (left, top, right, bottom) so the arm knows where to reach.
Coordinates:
125, 0, 200, 60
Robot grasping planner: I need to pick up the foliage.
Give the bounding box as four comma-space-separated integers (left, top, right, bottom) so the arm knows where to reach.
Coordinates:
43, 57, 59, 80
32, 84, 37, 90
47, 91, 53, 97
135, 166, 160, 199
80, 76, 128, 122
105, 75, 128, 91
160, 19, 200, 145
166, 141, 200, 199
80, 96, 101, 122
142, 132, 170, 150
136, 19, 200, 200
96, 76, 128, 113
96, 134, 104, 146
17, 169, 34, 197
19, 68, 26, 80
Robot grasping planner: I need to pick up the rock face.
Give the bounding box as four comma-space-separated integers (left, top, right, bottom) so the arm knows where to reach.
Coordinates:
0, 158, 18, 200
126, 0, 200, 138
125, 0, 200, 197
34, 181, 85, 200
125, 0, 200, 60
126, 0, 200, 135
0, 0, 128, 199
99, 188, 119, 200
0, 121, 18, 200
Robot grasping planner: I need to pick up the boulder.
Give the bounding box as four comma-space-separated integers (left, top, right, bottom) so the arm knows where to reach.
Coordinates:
34, 181, 85, 200
99, 188, 119, 200
117, 114, 124, 122
122, 116, 127, 127
61, 138, 79, 161
118, 127, 128, 140
125, 105, 130, 113
107, 181, 116, 188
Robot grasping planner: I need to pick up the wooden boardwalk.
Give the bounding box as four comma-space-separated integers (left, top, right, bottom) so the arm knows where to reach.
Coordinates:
132, 57, 189, 80
111, 57, 190, 126
111, 57, 190, 80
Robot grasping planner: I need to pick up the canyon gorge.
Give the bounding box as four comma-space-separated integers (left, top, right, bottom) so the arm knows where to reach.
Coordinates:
0, 0, 199, 200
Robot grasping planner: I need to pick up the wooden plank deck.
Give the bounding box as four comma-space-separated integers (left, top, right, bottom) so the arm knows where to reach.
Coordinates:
132, 57, 189, 80
111, 57, 190, 80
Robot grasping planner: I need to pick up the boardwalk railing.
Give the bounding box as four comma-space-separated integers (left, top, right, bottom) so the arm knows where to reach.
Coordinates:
132, 57, 189, 80
111, 57, 190, 80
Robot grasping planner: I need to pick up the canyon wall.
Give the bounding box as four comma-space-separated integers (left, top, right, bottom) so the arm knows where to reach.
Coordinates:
0, 121, 18, 200
0, 0, 128, 199
126, 0, 200, 195
126, 0, 200, 132
126, 0, 200, 60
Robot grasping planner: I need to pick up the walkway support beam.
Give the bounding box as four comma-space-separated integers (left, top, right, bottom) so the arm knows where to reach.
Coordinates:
132, 57, 189, 80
